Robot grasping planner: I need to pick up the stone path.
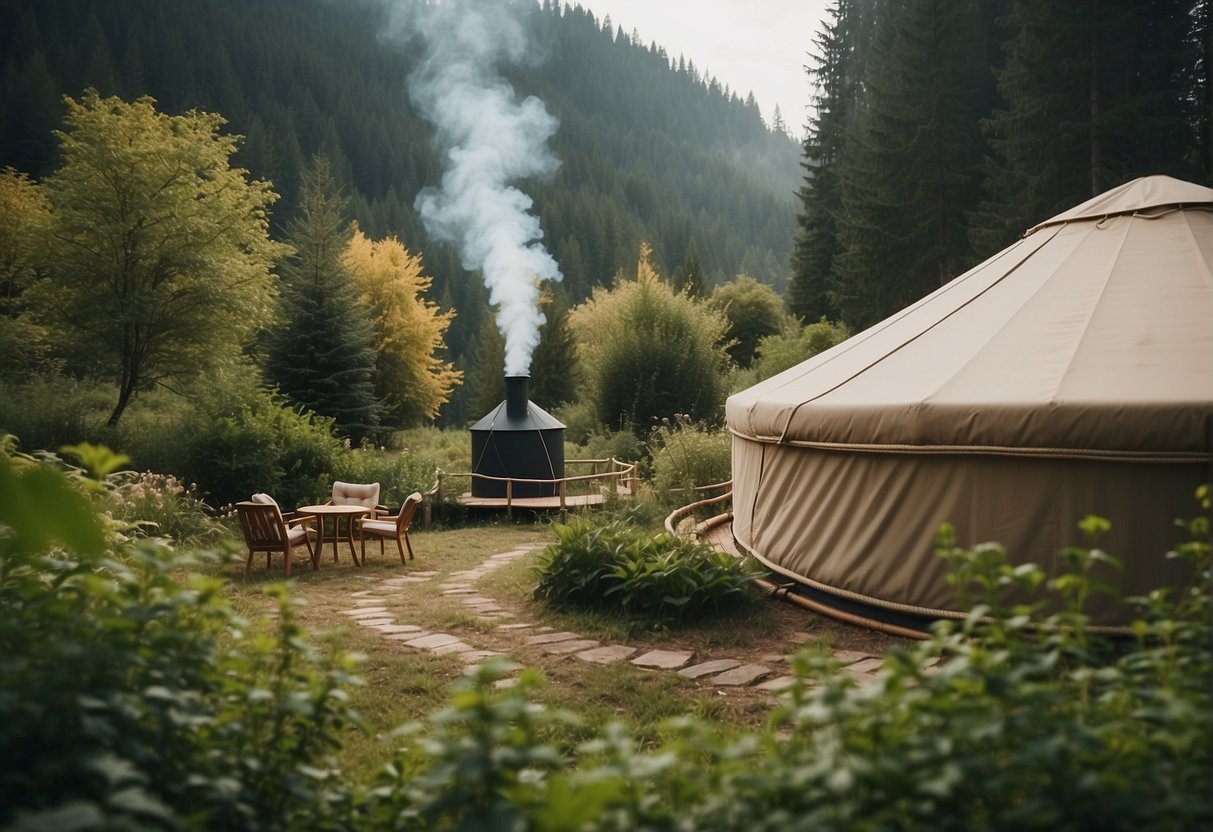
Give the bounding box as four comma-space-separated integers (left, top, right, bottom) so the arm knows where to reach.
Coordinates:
337, 544, 894, 694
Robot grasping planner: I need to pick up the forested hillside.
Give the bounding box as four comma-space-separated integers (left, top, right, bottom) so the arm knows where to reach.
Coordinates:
0, 0, 800, 421
790, 0, 1211, 331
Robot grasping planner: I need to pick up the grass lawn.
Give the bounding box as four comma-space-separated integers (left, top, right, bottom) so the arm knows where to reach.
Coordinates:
211, 518, 904, 783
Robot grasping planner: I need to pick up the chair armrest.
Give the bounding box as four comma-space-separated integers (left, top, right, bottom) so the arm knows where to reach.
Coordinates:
286, 515, 314, 528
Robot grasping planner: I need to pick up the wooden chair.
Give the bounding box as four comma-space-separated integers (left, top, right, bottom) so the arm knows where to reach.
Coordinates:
328, 481, 383, 515
357, 492, 423, 565
235, 498, 317, 577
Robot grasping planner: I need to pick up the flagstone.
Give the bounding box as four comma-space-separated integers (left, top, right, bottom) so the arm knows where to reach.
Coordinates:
385, 631, 432, 641
543, 639, 600, 654
712, 664, 772, 686
525, 631, 580, 645
631, 650, 694, 670
355, 618, 394, 627
403, 633, 462, 649
831, 650, 874, 665
757, 675, 798, 692
575, 645, 637, 664
678, 659, 741, 679
431, 641, 474, 655
843, 657, 884, 675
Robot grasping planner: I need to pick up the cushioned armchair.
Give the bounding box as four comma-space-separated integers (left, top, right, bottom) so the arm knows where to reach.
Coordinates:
357, 492, 423, 565
235, 495, 317, 576
328, 481, 383, 515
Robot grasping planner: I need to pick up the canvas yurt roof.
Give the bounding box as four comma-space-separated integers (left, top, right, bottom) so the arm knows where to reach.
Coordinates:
729, 175, 1212, 457
726, 175, 1212, 629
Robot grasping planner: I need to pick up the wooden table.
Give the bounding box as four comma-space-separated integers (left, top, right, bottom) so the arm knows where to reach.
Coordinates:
295, 505, 370, 566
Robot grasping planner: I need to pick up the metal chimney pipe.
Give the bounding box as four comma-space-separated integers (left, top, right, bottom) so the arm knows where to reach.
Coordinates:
505, 375, 529, 420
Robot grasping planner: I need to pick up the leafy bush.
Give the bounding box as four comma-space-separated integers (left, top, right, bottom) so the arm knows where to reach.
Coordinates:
732, 316, 851, 390
0, 375, 110, 453
569, 244, 733, 435
181, 385, 344, 508
0, 443, 360, 831
532, 516, 760, 627
647, 415, 732, 504
566, 426, 644, 468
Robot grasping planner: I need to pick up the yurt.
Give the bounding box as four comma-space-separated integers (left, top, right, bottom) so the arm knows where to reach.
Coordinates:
726, 176, 1212, 629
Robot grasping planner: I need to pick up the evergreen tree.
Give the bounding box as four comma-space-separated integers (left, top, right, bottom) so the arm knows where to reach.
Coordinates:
974, 0, 1204, 254
833, 0, 996, 331
528, 289, 579, 410
265, 155, 381, 443
673, 239, 707, 298
787, 0, 868, 324
465, 314, 506, 420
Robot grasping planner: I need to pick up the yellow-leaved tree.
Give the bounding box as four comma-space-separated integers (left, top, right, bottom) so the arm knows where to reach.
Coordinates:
342, 229, 461, 425
0, 168, 51, 379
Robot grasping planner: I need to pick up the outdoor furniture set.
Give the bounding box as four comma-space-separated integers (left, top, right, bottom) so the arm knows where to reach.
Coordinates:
234, 480, 423, 576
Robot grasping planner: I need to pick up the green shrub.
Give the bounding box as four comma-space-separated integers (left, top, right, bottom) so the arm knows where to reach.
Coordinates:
0, 444, 360, 831
532, 516, 760, 627
181, 385, 343, 508
648, 416, 732, 505
0, 375, 110, 453
566, 427, 644, 467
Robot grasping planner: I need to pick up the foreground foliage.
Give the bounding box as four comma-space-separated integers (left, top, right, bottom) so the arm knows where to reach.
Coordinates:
2, 441, 1208, 830
0, 443, 360, 831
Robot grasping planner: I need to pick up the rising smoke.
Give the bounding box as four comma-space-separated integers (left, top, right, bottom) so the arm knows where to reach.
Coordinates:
400, 0, 563, 377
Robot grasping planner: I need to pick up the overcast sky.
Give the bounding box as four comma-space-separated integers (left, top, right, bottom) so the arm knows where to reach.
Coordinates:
571, 0, 832, 133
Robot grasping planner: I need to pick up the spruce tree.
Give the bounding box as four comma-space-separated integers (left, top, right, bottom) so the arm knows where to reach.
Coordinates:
673, 240, 707, 298
833, 0, 996, 331
787, 0, 868, 324
265, 155, 381, 443
974, 0, 1203, 254
529, 289, 579, 410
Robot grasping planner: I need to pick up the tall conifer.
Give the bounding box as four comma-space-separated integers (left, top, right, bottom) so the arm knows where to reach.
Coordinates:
265, 155, 381, 443
833, 0, 995, 330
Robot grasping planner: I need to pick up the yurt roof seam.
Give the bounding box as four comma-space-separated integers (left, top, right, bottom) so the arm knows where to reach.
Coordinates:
773, 226, 1064, 443
1048, 213, 1133, 404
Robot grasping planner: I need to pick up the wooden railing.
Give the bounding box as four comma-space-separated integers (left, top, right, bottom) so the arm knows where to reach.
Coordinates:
664, 481, 733, 538
438, 458, 638, 521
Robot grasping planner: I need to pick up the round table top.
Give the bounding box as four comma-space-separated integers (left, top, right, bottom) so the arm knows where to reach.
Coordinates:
295, 504, 371, 516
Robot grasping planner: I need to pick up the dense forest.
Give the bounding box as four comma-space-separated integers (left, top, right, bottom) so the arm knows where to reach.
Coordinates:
0, 0, 800, 422
790, 0, 1211, 330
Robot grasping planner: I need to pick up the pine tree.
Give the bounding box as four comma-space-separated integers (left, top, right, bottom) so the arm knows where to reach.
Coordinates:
265, 155, 381, 443
787, 0, 868, 324
529, 289, 578, 409
974, 0, 1203, 254
673, 239, 707, 298
833, 0, 996, 331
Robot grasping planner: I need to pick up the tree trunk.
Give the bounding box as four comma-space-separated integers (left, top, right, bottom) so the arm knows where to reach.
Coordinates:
107, 375, 137, 427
